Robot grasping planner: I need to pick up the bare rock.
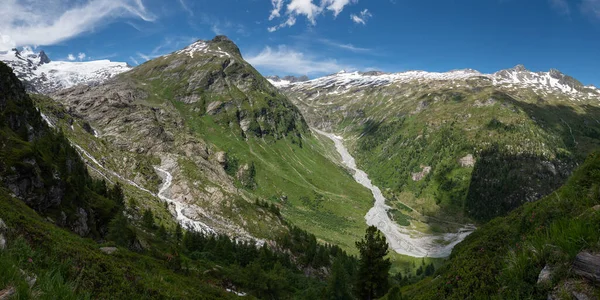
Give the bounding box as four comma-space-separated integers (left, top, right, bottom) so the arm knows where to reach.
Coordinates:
459, 154, 476, 167
573, 252, 600, 284
537, 265, 553, 284
412, 165, 431, 181
215, 151, 227, 165
100, 247, 118, 255
0, 234, 6, 251
0, 286, 16, 299
71, 208, 90, 237
19, 269, 36, 288
0, 218, 6, 231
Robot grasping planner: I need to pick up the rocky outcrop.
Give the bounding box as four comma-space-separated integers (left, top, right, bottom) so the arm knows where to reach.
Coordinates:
100, 247, 118, 255
0, 218, 6, 251
459, 154, 475, 167
412, 166, 431, 181
573, 252, 600, 284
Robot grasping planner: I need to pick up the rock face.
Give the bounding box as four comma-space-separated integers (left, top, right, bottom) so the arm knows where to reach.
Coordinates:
41, 37, 303, 240
0, 62, 121, 239
0, 218, 6, 250
573, 252, 600, 284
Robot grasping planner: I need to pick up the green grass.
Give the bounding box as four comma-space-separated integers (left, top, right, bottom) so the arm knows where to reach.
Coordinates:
400, 151, 600, 299
287, 82, 600, 225
0, 191, 234, 299
175, 104, 374, 253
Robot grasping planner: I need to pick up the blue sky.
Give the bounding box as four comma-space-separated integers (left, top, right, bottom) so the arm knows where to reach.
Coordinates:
2, 0, 600, 86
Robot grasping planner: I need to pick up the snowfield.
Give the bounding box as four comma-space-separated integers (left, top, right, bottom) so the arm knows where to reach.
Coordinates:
0, 47, 130, 94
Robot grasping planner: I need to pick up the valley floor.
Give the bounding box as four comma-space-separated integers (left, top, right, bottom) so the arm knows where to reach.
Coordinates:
314, 129, 476, 257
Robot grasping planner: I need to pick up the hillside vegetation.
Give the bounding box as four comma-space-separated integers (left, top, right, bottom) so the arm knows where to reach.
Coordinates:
399, 151, 600, 299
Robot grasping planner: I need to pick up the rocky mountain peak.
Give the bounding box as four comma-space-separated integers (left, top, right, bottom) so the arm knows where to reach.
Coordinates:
513, 64, 528, 72
0, 47, 130, 94
38, 50, 51, 64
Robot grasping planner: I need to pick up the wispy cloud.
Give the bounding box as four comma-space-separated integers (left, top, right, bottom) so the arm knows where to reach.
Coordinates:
67, 54, 76, 61
195, 14, 247, 37
179, 0, 193, 16
581, 0, 600, 18
350, 9, 372, 25
318, 38, 370, 53
130, 56, 140, 65
268, 0, 360, 32
0, 0, 155, 51
549, 0, 570, 16
135, 36, 198, 63
246, 45, 351, 75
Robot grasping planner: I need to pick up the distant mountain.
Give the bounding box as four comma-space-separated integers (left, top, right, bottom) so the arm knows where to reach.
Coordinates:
0, 47, 130, 94
274, 64, 600, 227
270, 66, 599, 98
266, 75, 310, 87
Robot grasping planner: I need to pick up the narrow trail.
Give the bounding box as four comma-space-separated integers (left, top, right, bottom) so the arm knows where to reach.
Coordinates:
154, 167, 215, 234
313, 128, 476, 258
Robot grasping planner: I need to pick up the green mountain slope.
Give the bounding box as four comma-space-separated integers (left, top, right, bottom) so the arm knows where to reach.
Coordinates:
0, 60, 363, 299
400, 151, 600, 299
44, 36, 373, 252
277, 69, 600, 228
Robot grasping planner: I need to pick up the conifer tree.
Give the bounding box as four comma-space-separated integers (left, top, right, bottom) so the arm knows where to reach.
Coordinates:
354, 226, 391, 300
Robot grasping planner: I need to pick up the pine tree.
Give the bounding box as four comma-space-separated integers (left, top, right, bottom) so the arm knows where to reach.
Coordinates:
158, 224, 168, 241
354, 226, 391, 300
175, 223, 183, 244
142, 209, 155, 230
326, 257, 353, 300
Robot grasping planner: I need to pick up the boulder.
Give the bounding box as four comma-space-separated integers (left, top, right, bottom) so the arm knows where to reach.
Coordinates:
100, 247, 118, 255
537, 265, 553, 284
459, 154, 476, 167
573, 252, 600, 284
0, 234, 6, 251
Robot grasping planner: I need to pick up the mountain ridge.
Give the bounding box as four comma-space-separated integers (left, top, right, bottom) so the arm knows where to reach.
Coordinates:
0, 47, 130, 94
269, 65, 599, 98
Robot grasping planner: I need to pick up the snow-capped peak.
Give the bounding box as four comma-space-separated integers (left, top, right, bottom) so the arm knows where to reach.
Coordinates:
1, 47, 130, 94
273, 65, 598, 99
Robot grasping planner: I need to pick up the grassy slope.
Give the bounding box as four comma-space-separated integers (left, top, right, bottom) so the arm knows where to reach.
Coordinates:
399, 152, 600, 299
176, 104, 373, 253
292, 84, 600, 227
104, 40, 374, 253
0, 190, 234, 299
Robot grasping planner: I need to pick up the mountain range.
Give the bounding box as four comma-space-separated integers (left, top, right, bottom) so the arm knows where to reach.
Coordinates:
1, 36, 599, 299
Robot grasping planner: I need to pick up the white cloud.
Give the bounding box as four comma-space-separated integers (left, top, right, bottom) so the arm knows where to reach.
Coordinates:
135, 36, 198, 62
350, 9, 372, 25
269, 0, 284, 20
0, 0, 155, 51
78, 52, 86, 60
268, 0, 359, 31
246, 45, 350, 75
67, 54, 76, 61
323, 0, 357, 17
